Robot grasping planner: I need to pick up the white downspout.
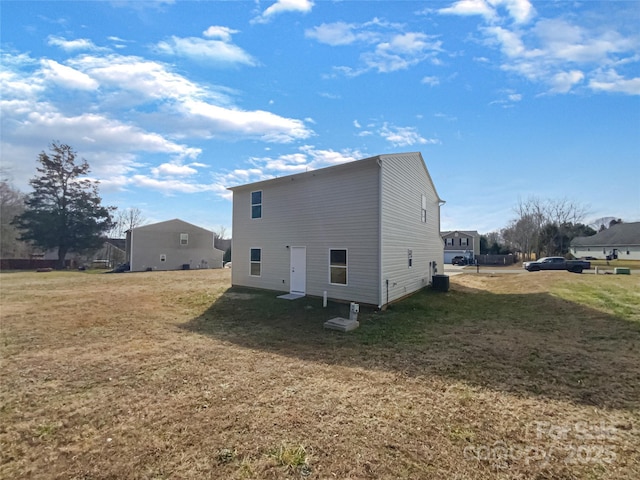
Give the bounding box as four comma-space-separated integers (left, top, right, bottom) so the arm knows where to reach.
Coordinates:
129, 230, 134, 272
377, 158, 384, 309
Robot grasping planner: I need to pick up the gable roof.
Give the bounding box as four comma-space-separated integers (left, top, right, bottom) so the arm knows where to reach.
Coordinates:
227, 152, 444, 202
441, 230, 480, 237
571, 222, 640, 247
130, 218, 213, 235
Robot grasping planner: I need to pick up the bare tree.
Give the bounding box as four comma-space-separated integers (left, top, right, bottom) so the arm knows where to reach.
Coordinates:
213, 224, 228, 241
0, 179, 33, 258
507, 196, 589, 258
502, 214, 539, 260
545, 198, 589, 254
110, 207, 146, 238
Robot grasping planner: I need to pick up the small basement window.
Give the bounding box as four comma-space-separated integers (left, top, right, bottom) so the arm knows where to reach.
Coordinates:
250, 248, 261, 276
330, 249, 347, 285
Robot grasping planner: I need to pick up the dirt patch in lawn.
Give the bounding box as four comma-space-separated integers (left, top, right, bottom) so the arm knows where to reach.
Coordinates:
1, 269, 638, 479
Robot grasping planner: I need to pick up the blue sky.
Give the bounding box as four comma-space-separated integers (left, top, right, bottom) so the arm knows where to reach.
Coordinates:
1, 0, 639, 235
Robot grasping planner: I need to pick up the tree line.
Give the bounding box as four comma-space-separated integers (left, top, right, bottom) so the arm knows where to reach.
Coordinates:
480, 197, 621, 260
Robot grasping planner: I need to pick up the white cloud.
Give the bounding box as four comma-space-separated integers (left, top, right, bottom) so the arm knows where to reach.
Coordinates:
47, 36, 101, 52
483, 26, 536, 58
422, 75, 440, 86
213, 145, 365, 197
0, 55, 45, 99
130, 175, 214, 194
305, 22, 370, 46
549, 70, 584, 93
307, 20, 443, 76
181, 99, 312, 143
589, 69, 640, 95
480, 15, 639, 95
151, 162, 198, 177
69, 54, 223, 103
439, 0, 535, 24
252, 0, 314, 24
40, 59, 99, 90
497, 0, 535, 24
155, 36, 256, 66
203, 26, 239, 41
64, 54, 312, 141
434, 112, 458, 121
21, 110, 200, 159
380, 123, 440, 147
439, 0, 496, 22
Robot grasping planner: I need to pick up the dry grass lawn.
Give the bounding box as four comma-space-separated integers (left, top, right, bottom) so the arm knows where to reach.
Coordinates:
1, 269, 639, 479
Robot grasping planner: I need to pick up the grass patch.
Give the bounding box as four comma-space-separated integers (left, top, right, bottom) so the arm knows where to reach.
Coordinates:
1, 269, 639, 479
269, 443, 310, 474
551, 276, 640, 322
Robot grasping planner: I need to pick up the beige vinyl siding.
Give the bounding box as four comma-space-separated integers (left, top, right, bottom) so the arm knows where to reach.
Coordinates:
129, 219, 223, 271
231, 160, 381, 304
380, 153, 443, 304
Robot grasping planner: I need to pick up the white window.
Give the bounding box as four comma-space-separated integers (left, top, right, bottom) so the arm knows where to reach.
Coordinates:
251, 191, 262, 219
421, 195, 427, 223
408, 249, 413, 268
180, 233, 188, 246
446, 238, 454, 246
160, 254, 166, 262
460, 238, 469, 246
329, 249, 347, 285
250, 248, 261, 276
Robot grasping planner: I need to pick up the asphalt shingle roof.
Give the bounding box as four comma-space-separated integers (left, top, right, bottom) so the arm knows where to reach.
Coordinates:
571, 222, 640, 247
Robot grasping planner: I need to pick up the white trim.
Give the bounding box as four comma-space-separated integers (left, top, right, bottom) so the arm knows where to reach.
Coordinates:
251, 190, 262, 219
250, 247, 261, 277
329, 248, 348, 286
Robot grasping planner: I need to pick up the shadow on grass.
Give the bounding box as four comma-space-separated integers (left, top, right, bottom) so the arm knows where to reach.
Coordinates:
180, 283, 640, 411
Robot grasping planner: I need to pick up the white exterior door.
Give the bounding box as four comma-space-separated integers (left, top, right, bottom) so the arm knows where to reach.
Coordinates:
290, 246, 306, 295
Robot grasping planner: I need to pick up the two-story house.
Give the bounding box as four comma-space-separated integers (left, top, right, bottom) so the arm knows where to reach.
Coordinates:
441, 230, 480, 264
126, 219, 224, 272
228, 152, 445, 309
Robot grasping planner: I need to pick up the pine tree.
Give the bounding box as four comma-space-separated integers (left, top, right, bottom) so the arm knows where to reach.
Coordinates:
12, 142, 114, 269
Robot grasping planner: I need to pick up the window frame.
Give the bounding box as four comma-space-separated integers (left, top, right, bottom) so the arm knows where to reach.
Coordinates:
421, 194, 427, 223
329, 248, 348, 286
408, 249, 413, 268
250, 248, 261, 277
251, 190, 262, 219
180, 233, 188, 246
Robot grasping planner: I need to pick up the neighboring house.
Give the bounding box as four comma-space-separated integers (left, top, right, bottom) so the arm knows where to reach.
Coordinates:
571, 222, 640, 260
441, 230, 480, 263
228, 152, 445, 309
126, 219, 224, 272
